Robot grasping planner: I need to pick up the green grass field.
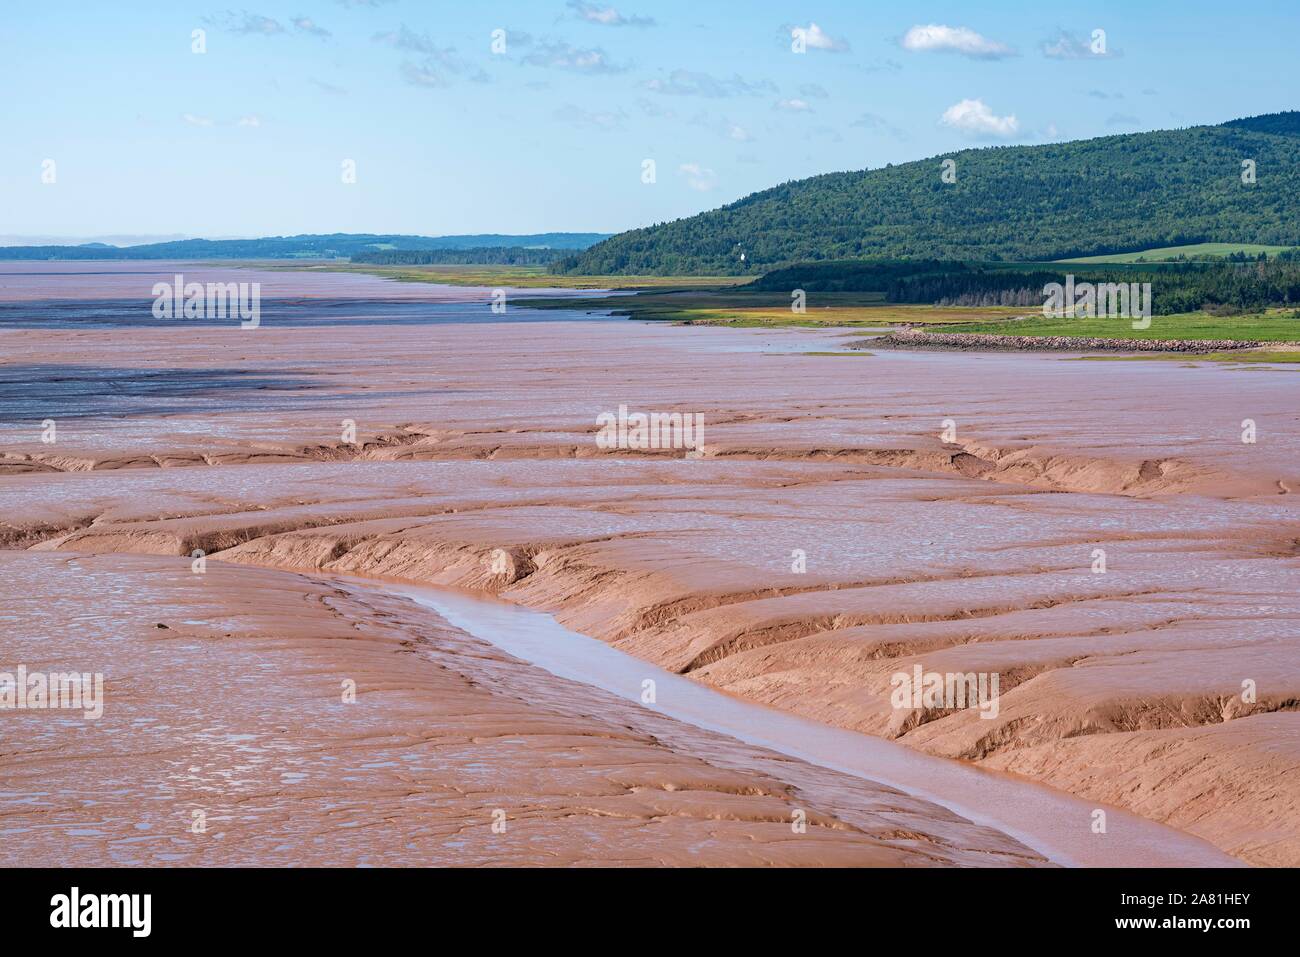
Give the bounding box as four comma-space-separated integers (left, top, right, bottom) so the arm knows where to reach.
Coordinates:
1057, 243, 1296, 264
516, 288, 1027, 327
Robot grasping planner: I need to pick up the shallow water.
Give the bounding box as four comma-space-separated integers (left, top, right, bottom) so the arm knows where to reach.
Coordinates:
389, 581, 1244, 868
0, 260, 616, 303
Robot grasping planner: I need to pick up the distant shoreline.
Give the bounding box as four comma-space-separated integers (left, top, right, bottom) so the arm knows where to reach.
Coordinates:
860, 329, 1263, 353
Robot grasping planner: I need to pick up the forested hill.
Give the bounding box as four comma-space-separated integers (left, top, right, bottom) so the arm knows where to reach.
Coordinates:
557, 112, 1300, 276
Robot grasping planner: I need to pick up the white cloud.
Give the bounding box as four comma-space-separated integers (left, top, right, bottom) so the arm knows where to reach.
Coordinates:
902, 24, 1014, 59
182, 113, 214, 127
567, 1, 654, 27
375, 27, 487, 86
401, 60, 450, 87
645, 69, 775, 97
372, 25, 435, 53
790, 22, 849, 52
678, 162, 718, 191
725, 121, 752, 141
237, 114, 263, 127
206, 12, 283, 36
689, 112, 753, 141
207, 11, 340, 40
774, 98, 813, 113
292, 17, 331, 39
940, 98, 1019, 138
522, 40, 625, 73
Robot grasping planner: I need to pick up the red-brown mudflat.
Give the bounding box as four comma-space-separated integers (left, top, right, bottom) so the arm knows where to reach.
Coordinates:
1, 262, 1296, 866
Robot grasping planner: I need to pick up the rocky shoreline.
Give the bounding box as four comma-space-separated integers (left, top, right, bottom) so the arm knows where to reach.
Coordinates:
860, 329, 1262, 353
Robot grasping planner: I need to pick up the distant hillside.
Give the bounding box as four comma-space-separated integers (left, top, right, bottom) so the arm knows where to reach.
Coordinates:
558, 112, 1300, 276
351, 247, 568, 266
0, 232, 610, 261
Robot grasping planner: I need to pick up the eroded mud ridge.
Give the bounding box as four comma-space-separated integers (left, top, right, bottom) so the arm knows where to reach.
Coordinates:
2, 552, 1050, 866
2, 264, 1298, 866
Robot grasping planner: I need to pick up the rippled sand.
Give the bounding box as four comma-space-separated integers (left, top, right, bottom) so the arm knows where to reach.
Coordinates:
2, 263, 1296, 866
0, 551, 1050, 866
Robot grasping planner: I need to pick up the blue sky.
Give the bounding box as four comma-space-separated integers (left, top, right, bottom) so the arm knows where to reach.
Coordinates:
4, 0, 1297, 240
